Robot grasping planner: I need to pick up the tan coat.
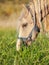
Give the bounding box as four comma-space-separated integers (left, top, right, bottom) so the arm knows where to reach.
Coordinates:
16, 0, 49, 51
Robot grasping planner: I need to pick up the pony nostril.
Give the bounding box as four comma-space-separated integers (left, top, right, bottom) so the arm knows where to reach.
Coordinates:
22, 23, 28, 28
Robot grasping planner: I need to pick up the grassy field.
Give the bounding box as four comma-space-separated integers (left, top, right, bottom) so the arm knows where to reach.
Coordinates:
0, 0, 49, 65
0, 29, 49, 65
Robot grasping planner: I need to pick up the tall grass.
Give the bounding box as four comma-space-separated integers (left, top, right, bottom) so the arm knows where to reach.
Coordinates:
0, 29, 49, 65
0, 3, 22, 17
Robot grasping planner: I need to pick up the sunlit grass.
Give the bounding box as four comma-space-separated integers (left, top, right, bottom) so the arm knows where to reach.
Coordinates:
0, 29, 49, 65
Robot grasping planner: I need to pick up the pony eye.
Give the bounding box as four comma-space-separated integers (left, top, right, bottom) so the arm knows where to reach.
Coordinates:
22, 23, 28, 28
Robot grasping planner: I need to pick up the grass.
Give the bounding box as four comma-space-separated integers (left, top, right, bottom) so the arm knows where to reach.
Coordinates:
0, 29, 49, 65
0, 3, 22, 18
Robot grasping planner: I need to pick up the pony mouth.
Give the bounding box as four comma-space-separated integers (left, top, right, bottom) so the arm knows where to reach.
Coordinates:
25, 37, 35, 43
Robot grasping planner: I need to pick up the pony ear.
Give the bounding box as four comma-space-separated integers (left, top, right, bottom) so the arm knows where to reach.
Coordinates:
22, 4, 26, 8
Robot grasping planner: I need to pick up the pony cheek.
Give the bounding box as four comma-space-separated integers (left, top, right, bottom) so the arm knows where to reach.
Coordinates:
31, 30, 38, 41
